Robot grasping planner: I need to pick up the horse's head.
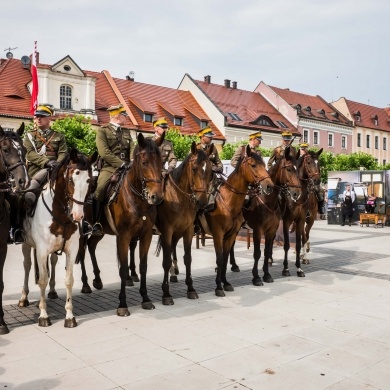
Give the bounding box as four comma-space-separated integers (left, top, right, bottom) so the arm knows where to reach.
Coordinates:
240, 145, 273, 195
133, 133, 164, 205
297, 148, 323, 190
270, 146, 301, 202
0, 123, 29, 192
61, 149, 91, 222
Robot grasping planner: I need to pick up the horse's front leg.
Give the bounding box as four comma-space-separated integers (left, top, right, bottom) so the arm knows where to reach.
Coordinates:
302, 218, 314, 264
64, 243, 77, 328
128, 239, 139, 284
252, 227, 264, 286
282, 220, 291, 277
117, 235, 131, 316
182, 228, 198, 300
139, 232, 154, 310
295, 220, 305, 277
87, 235, 103, 290
263, 229, 275, 283
77, 235, 92, 294
48, 253, 59, 299
18, 243, 32, 307
0, 243, 9, 335
169, 244, 179, 283
213, 233, 225, 297
221, 235, 236, 292
36, 249, 51, 327
229, 239, 240, 272
161, 235, 174, 305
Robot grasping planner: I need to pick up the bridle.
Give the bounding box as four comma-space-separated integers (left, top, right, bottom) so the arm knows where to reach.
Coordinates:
274, 159, 301, 202
237, 155, 271, 195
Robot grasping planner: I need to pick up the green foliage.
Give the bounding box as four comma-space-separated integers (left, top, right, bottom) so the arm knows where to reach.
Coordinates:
51, 115, 96, 155
165, 128, 199, 160
220, 141, 272, 160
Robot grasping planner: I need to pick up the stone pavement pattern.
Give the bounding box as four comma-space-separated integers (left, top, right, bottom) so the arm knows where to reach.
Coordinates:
1, 221, 390, 389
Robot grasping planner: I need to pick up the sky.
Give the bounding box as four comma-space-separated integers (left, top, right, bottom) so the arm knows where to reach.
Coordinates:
2, 0, 390, 108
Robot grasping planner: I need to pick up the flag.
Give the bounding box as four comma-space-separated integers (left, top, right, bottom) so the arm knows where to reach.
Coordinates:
30, 41, 38, 115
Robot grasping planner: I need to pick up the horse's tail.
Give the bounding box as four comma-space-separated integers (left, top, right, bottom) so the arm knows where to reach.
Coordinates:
155, 236, 162, 257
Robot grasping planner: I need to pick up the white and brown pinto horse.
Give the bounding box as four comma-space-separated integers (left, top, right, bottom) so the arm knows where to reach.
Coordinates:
18, 149, 91, 328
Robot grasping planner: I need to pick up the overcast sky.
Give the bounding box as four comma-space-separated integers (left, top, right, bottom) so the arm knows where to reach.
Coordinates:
3, 0, 389, 107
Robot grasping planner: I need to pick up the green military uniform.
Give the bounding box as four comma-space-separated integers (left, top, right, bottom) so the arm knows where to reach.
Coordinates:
197, 143, 223, 173
152, 135, 176, 173
95, 123, 135, 201
267, 144, 297, 169
231, 144, 262, 168
24, 128, 68, 177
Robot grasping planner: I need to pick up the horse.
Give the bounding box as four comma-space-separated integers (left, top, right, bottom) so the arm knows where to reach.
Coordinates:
128, 141, 213, 305
77, 133, 164, 316
203, 146, 274, 296
0, 124, 29, 334
229, 146, 302, 285
17, 149, 91, 327
280, 148, 323, 277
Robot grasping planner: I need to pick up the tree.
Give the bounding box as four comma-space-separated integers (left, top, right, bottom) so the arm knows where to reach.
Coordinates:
165, 128, 199, 160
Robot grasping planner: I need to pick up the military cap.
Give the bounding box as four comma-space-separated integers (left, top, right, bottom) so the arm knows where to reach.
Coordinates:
153, 118, 169, 128
249, 131, 263, 141
107, 104, 128, 117
281, 131, 292, 140
299, 142, 309, 149
34, 104, 53, 117
198, 126, 215, 138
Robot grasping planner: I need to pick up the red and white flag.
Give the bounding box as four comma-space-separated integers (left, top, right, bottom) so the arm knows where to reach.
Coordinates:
30, 41, 38, 115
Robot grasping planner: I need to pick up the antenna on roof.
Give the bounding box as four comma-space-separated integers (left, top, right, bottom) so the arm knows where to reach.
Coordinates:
4, 47, 17, 59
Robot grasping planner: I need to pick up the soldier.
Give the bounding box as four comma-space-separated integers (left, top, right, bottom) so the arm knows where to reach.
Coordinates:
152, 118, 177, 176
267, 131, 296, 169
231, 131, 263, 168
92, 104, 135, 236
298, 142, 309, 156
8, 104, 68, 244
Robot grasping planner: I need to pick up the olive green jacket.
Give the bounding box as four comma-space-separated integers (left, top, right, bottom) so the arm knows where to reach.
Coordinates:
152, 135, 177, 172
231, 144, 262, 168
267, 144, 297, 169
197, 143, 223, 173
24, 128, 68, 177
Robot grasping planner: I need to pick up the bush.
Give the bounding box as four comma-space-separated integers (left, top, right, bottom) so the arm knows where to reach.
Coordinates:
165, 128, 199, 160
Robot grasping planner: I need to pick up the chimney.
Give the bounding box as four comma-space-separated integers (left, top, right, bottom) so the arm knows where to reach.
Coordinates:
232, 81, 237, 89
204, 75, 211, 83
224, 79, 231, 88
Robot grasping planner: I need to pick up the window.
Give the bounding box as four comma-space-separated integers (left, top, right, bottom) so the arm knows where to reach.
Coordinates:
383, 160, 387, 165
60, 85, 72, 110
384, 138, 387, 150
276, 120, 288, 128
328, 133, 333, 147
375, 136, 379, 149
227, 112, 242, 121
174, 117, 183, 126
303, 129, 309, 143
257, 117, 271, 126
357, 133, 361, 147
366, 135, 370, 148
200, 120, 208, 128
341, 135, 346, 149
313, 131, 319, 145
144, 113, 153, 122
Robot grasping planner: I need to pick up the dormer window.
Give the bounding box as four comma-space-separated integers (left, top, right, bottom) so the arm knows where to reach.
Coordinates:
303, 106, 312, 115
372, 115, 378, 126
174, 117, 183, 126
144, 113, 154, 122
354, 111, 361, 122
200, 120, 209, 128
60, 85, 72, 110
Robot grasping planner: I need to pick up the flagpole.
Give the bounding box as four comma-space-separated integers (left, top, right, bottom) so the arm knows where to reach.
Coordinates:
30, 41, 39, 132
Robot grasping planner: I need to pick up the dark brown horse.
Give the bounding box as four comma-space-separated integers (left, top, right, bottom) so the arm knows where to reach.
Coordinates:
0, 124, 31, 334
78, 133, 164, 316
229, 146, 302, 285
203, 146, 274, 296
281, 149, 323, 277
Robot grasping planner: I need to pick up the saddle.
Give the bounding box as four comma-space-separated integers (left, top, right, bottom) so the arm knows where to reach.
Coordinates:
105, 168, 127, 205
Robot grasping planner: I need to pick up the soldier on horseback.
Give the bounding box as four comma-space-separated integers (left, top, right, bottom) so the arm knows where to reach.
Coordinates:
92, 104, 134, 236
267, 131, 297, 170
9, 104, 67, 244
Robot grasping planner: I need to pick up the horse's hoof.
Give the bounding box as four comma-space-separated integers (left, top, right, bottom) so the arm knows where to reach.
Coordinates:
47, 291, 58, 299
187, 291, 199, 300
81, 285, 92, 294
64, 318, 77, 328
282, 270, 291, 277
302, 259, 308, 265
93, 279, 103, 290
117, 307, 130, 317
162, 296, 174, 305
297, 271, 306, 278
0, 323, 10, 335
215, 289, 225, 297
18, 299, 29, 308
38, 317, 52, 327
268, 261, 273, 266
231, 264, 240, 272
170, 275, 178, 283
263, 275, 274, 283
223, 284, 234, 292
142, 301, 155, 310
126, 277, 134, 287
252, 278, 264, 286
131, 274, 140, 283
307, 243, 310, 253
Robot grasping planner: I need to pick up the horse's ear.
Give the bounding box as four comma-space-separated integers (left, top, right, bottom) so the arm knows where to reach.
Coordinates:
246, 144, 252, 157
89, 150, 99, 165
0, 125, 4, 137
317, 148, 323, 157
137, 133, 146, 148
70, 148, 79, 162
16, 122, 25, 137
296, 148, 301, 160
285, 146, 291, 159
191, 141, 197, 155
207, 143, 215, 157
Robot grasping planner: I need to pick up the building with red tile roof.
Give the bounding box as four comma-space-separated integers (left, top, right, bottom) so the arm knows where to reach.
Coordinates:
178, 74, 299, 149
256, 82, 353, 154
332, 97, 390, 164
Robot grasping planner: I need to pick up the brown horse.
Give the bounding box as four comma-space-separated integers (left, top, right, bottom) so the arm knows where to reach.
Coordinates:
281, 149, 323, 277
79, 133, 164, 316
229, 146, 302, 285
203, 146, 274, 296
0, 124, 28, 334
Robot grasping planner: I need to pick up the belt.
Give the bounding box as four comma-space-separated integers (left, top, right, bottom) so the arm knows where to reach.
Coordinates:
46, 151, 58, 157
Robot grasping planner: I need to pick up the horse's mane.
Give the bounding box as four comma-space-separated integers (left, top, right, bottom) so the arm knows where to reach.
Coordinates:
49, 150, 89, 185
171, 148, 208, 181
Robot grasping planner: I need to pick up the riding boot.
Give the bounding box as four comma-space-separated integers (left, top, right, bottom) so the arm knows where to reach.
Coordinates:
92, 198, 104, 236
24, 169, 50, 207
203, 192, 216, 213
8, 204, 26, 245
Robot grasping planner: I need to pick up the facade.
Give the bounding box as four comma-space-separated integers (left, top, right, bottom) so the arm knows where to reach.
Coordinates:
178, 74, 300, 148
256, 82, 354, 153
331, 98, 390, 165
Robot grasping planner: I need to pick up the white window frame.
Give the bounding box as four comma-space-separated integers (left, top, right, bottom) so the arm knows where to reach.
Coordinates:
60, 84, 72, 110
341, 135, 347, 149
357, 133, 361, 148
328, 132, 334, 147
303, 129, 309, 143
144, 113, 154, 122
313, 131, 319, 145
383, 137, 387, 151
174, 117, 183, 126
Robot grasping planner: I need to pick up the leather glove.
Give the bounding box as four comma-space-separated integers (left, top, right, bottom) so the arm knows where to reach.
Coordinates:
212, 166, 222, 173
167, 166, 174, 175
45, 160, 60, 170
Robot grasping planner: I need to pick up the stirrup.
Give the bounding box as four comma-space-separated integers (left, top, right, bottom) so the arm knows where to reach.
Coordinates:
92, 222, 103, 236
82, 221, 93, 236
13, 229, 26, 245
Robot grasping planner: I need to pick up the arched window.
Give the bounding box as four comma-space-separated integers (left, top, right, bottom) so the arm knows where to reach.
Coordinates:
60, 85, 72, 110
